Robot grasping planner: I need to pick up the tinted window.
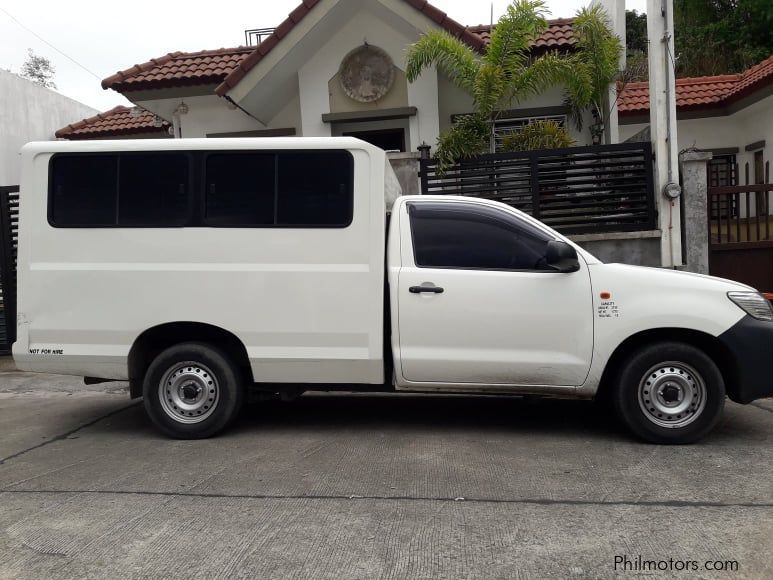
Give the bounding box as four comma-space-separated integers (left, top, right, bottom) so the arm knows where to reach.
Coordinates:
51, 155, 117, 226
50, 149, 353, 228
277, 152, 352, 226
118, 154, 189, 225
50, 153, 191, 227
409, 202, 552, 270
205, 153, 275, 225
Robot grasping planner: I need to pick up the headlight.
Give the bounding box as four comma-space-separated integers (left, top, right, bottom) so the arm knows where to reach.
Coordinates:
728, 292, 773, 321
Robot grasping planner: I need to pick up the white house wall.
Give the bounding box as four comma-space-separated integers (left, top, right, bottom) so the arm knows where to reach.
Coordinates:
620, 95, 772, 180
297, 1, 440, 149
133, 94, 301, 138
0, 70, 97, 185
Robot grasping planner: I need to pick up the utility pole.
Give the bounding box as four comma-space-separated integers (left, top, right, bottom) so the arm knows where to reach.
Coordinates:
647, 0, 682, 268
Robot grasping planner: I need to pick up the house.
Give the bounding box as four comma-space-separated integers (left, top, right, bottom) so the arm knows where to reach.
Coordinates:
1, 69, 97, 185
619, 56, 773, 187
56, 0, 621, 152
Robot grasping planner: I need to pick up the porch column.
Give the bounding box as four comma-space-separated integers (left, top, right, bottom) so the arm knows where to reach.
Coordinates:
679, 150, 713, 274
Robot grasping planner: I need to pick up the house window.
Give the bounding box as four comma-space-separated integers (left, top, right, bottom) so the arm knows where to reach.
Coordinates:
493, 114, 567, 152
708, 155, 736, 187
707, 154, 737, 220
50, 153, 190, 227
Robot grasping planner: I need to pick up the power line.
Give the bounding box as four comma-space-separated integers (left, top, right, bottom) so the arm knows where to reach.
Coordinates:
0, 6, 101, 80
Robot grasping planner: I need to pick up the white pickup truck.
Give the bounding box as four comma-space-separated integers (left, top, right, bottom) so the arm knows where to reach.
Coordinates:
14, 138, 773, 443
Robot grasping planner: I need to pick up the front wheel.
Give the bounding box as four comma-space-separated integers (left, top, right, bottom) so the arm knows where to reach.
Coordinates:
613, 342, 725, 444
143, 342, 245, 439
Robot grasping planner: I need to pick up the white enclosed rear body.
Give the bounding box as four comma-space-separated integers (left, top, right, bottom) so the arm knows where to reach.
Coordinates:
14, 138, 387, 384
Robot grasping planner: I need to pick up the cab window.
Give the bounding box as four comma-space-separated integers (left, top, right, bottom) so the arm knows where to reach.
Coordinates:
408, 202, 553, 270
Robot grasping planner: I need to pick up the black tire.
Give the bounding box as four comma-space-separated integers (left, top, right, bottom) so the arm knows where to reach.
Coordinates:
142, 342, 245, 439
613, 342, 725, 444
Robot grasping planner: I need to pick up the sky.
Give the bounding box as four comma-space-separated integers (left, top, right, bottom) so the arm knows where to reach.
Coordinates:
0, 0, 647, 113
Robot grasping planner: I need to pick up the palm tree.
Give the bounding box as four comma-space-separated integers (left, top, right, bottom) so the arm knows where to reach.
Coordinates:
406, 1, 624, 165
563, 4, 624, 144
406, 0, 570, 170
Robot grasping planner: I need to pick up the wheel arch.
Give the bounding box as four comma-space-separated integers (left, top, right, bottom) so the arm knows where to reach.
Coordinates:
128, 322, 251, 398
595, 327, 742, 404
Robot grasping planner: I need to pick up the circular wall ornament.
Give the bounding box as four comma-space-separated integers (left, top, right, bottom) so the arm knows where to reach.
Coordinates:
339, 45, 395, 103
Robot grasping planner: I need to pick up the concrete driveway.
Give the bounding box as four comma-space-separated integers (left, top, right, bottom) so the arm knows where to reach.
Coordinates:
1, 359, 772, 579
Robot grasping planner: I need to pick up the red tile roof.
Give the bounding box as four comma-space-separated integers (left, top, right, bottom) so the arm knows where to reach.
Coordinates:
467, 18, 576, 50
102, 47, 254, 92
101, 16, 579, 96
215, 0, 488, 95
619, 55, 773, 117
55, 106, 170, 139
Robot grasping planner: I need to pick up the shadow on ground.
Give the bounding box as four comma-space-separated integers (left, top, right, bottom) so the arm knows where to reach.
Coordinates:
87, 392, 768, 446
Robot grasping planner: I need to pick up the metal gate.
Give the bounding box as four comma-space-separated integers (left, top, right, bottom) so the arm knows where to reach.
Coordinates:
0, 186, 19, 354
419, 143, 657, 235
708, 169, 773, 292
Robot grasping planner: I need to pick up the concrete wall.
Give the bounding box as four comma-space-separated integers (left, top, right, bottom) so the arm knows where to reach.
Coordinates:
0, 70, 97, 185
387, 152, 420, 196
570, 231, 663, 267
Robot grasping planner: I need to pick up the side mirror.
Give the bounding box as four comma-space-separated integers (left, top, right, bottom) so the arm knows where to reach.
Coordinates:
545, 240, 580, 273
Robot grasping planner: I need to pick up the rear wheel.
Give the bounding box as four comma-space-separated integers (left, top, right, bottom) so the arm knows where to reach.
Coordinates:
143, 342, 245, 439
613, 342, 725, 444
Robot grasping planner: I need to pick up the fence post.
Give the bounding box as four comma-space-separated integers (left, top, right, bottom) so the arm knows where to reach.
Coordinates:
529, 153, 540, 219
679, 151, 712, 274
0, 187, 18, 353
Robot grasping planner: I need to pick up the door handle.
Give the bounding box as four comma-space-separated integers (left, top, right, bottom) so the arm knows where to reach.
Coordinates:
409, 285, 444, 294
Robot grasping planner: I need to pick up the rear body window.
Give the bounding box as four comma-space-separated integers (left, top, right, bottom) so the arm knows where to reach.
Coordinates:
50, 155, 117, 226
49, 150, 353, 228
408, 202, 553, 271
277, 152, 352, 226
50, 153, 190, 227
205, 153, 276, 225
204, 151, 353, 227
118, 154, 190, 226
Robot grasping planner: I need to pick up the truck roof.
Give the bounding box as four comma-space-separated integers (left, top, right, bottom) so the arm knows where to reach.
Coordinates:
21, 136, 386, 156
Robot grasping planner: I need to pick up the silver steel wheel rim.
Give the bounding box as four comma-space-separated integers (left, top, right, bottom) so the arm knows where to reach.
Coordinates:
158, 361, 220, 424
637, 361, 707, 429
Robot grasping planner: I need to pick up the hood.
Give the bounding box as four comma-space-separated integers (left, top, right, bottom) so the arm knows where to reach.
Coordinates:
590, 263, 756, 293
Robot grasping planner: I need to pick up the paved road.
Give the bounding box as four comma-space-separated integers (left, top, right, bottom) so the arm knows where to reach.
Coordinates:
1, 362, 772, 579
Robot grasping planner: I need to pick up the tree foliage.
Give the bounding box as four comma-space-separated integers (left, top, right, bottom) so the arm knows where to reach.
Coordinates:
625, 2, 773, 79
406, 0, 569, 170
673, 0, 773, 76
406, 0, 622, 168
563, 4, 624, 133
20, 49, 56, 89
624, 9, 649, 81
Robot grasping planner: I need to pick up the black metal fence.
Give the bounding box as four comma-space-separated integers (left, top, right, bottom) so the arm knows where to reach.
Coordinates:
0, 186, 19, 354
419, 142, 656, 235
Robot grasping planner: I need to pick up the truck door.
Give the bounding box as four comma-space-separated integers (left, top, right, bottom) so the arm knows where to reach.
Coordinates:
392, 199, 593, 388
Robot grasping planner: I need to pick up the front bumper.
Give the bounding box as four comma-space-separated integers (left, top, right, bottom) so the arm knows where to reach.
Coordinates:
718, 315, 773, 404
